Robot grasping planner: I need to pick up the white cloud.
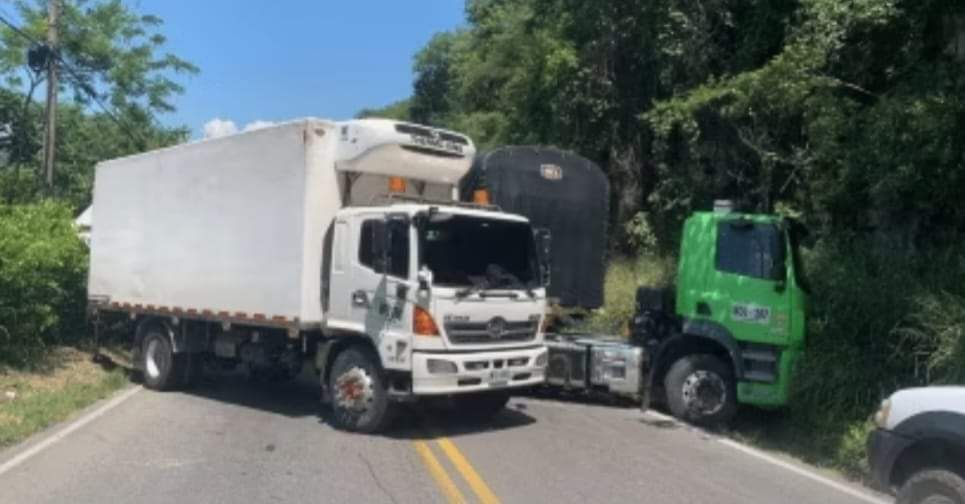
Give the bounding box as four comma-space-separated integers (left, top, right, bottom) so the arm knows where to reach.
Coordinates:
202, 118, 276, 139
242, 120, 275, 132
203, 118, 238, 139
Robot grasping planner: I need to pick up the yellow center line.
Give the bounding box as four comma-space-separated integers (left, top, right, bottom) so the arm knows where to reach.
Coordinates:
413, 440, 467, 504
436, 437, 501, 504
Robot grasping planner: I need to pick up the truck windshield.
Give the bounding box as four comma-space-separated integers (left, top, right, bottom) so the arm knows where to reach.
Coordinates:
419, 214, 537, 289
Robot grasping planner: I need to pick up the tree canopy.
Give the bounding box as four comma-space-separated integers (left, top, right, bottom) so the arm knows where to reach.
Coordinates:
0, 0, 197, 208
374, 0, 964, 252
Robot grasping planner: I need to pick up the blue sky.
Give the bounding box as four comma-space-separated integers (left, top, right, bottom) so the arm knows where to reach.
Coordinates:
134, 0, 465, 138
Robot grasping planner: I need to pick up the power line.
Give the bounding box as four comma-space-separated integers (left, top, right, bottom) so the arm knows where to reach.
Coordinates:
59, 65, 147, 145
0, 13, 41, 46
0, 11, 148, 146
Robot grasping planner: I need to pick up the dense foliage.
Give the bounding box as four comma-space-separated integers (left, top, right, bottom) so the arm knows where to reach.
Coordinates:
0, 0, 195, 209
0, 1, 193, 366
366, 0, 965, 472
0, 202, 87, 366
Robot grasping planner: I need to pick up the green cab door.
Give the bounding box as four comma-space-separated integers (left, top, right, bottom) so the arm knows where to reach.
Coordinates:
707, 218, 791, 346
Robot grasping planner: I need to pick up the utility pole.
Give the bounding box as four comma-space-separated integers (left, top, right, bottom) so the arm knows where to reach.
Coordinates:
42, 0, 59, 190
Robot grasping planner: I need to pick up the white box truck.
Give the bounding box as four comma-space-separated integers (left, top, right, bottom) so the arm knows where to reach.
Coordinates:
87, 118, 550, 432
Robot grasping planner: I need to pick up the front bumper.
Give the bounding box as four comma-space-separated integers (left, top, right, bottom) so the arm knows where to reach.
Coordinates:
867, 427, 912, 492
411, 346, 547, 395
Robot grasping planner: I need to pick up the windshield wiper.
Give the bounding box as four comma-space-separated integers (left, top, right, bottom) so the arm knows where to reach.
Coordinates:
483, 265, 535, 298
498, 271, 536, 298
455, 276, 489, 299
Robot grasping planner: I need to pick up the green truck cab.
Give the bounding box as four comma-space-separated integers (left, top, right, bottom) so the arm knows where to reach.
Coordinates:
633, 208, 809, 425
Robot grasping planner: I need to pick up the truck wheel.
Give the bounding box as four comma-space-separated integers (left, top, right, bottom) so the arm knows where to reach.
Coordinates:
898, 469, 965, 504
328, 347, 396, 433
141, 329, 181, 391
664, 354, 737, 427
453, 392, 511, 421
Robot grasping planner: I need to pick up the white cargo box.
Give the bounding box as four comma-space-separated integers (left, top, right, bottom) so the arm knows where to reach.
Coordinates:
87, 118, 475, 327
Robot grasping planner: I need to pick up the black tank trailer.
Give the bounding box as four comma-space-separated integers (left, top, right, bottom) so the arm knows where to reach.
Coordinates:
462, 146, 650, 406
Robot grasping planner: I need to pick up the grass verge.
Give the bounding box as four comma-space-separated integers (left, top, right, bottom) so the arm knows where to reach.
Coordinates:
0, 346, 131, 449
729, 408, 874, 482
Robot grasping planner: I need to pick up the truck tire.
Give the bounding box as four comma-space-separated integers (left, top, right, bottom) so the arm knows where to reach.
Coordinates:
328, 347, 396, 433
664, 354, 737, 427
897, 469, 965, 504
141, 329, 182, 391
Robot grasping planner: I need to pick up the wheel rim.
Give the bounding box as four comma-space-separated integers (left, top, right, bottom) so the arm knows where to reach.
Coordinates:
681, 370, 727, 416
145, 338, 167, 379
334, 366, 375, 413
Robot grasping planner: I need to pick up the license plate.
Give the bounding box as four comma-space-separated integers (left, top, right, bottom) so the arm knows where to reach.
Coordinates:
489, 369, 512, 387
731, 303, 771, 324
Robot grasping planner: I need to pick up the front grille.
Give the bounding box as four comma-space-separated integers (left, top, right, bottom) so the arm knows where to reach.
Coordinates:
444, 319, 538, 345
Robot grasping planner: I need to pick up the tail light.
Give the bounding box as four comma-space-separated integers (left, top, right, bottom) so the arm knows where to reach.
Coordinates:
413, 306, 440, 336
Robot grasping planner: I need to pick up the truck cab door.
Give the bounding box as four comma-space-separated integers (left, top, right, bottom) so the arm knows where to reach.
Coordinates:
708, 219, 791, 346
327, 212, 412, 336
325, 218, 354, 328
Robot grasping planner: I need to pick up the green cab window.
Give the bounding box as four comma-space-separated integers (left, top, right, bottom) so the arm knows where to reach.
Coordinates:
715, 221, 785, 281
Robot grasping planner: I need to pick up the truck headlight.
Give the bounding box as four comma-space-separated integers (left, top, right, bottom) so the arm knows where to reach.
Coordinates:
873, 398, 891, 428
427, 359, 457, 374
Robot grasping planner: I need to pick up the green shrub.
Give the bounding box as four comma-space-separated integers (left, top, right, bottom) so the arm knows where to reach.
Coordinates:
791, 239, 965, 429
586, 255, 675, 333
896, 290, 965, 384
0, 202, 88, 367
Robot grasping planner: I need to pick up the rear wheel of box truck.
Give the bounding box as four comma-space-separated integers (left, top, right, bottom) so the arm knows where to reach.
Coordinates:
141, 329, 182, 391
328, 347, 397, 433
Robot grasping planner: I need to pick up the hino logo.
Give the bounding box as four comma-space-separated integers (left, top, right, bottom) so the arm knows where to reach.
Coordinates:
487, 317, 507, 339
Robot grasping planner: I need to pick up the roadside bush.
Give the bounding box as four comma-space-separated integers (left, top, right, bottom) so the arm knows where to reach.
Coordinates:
791, 239, 965, 424
895, 290, 965, 384
766, 238, 964, 477
0, 202, 88, 367
585, 255, 675, 334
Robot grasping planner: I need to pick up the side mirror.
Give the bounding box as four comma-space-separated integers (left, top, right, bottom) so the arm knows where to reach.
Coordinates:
417, 266, 434, 292
533, 228, 552, 287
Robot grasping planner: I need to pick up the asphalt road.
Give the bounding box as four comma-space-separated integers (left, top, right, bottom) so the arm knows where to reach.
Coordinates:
0, 372, 889, 504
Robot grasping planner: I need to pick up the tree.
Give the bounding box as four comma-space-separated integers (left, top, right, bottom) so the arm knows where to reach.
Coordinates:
646, 0, 965, 247
0, 0, 197, 205
356, 98, 411, 121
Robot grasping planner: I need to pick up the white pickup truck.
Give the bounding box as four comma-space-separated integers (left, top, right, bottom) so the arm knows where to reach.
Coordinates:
86, 118, 550, 432
868, 386, 965, 504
